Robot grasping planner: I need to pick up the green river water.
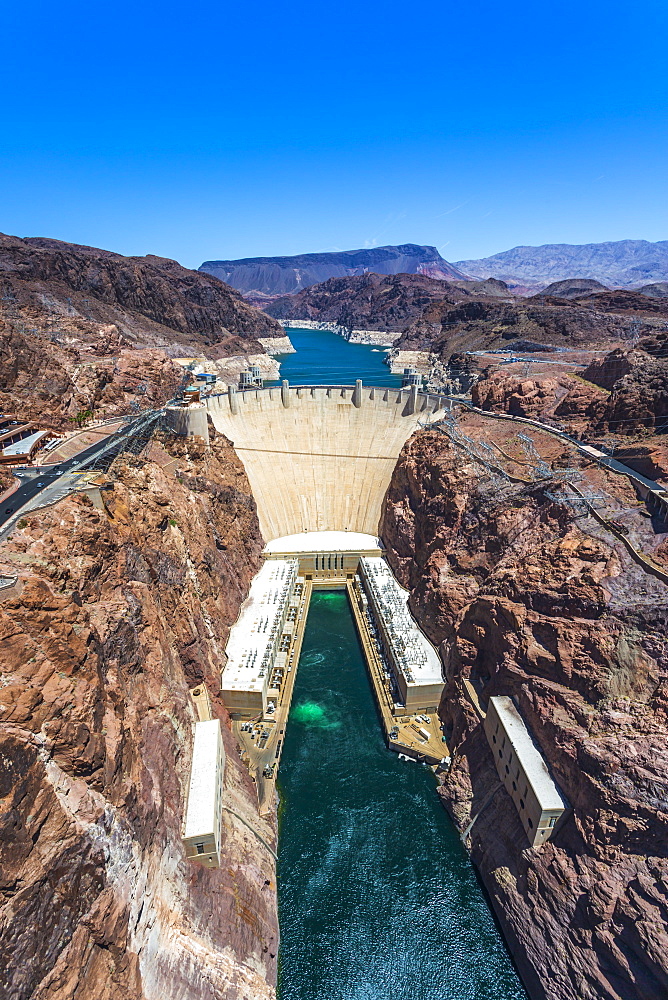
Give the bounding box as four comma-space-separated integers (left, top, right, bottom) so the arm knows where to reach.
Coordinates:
277, 592, 526, 1000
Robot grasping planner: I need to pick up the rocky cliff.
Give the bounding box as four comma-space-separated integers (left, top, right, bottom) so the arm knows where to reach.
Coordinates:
471, 370, 608, 437
470, 344, 668, 477
0, 329, 184, 428
381, 419, 668, 1000
0, 428, 278, 1000
200, 244, 470, 297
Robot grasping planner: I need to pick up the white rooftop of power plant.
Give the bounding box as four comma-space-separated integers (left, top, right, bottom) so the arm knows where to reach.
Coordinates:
183, 719, 222, 838
490, 697, 566, 811
223, 558, 298, 694
264, 531, 382, 555
360, 556, 442, 686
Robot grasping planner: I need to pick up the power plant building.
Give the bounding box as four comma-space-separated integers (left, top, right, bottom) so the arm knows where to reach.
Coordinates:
221, 558, 298, 717
484, 696, 567, 847
358, 556, 443, 713
264, 531, 383, 585
181, 719, 226, 868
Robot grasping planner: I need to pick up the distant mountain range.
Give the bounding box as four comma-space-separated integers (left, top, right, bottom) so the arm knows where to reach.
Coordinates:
199, 244, 468, 298
455, 240, 668, 291
200, 239, 668, 299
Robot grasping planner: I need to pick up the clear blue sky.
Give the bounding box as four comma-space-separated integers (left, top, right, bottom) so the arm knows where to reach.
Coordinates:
1, 0, 667, 269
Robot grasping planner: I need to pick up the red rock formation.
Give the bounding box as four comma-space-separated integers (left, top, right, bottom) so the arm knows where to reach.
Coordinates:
0, 331, 184, 428
381, 424, 668, 1000
471, 370, 607, 436
0, 430, 278, 1000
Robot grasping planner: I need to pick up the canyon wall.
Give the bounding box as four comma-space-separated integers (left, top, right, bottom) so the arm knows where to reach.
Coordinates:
0, 429, 278, 1000
380, 420, 668, 1000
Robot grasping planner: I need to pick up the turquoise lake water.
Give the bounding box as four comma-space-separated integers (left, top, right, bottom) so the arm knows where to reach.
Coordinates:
277, 593, 526, 1000
273, 327, 403, 387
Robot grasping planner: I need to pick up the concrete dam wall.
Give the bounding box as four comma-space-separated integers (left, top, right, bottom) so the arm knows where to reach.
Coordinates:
206, 383, 448, 540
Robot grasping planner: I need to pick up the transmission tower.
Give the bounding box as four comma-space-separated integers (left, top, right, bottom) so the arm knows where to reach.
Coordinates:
545, 483, 608, 516
515, 433, 551, 479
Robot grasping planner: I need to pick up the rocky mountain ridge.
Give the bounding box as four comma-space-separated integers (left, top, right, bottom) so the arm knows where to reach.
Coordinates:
455, 239, 668, 292
0, 232, 282, 355
0, 232, 286, 427
265, 272, 511, 332
0, 429, 278, 1000
391, 276, 668, 359
199, 244, 469, 297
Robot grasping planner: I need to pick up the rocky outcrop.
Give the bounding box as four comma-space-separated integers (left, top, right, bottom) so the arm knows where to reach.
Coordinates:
580, 350, 668, 437
471, 347, 668, 469
539, 279, 610, 298
0, 430, 278, 1000
0, 232, 282, 356
380, 424, 668, 1000
471, 370, 608, 436
0, 332, 184, 428
267, 272, 511, 332
199, 244, 470, 297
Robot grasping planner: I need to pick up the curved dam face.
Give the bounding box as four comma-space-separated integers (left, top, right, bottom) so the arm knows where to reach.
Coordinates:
206, 383, 447, 540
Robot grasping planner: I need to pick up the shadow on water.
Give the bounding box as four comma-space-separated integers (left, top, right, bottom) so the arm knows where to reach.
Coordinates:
277, 591, 527, 1000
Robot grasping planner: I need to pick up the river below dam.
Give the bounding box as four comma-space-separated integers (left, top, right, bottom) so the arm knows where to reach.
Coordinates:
277, 591, 526, 1000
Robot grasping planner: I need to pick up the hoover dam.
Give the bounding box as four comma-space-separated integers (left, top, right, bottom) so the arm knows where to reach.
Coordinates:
205, 380, 449, 538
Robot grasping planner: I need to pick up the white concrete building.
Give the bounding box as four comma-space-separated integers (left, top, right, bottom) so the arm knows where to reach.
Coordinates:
358, 556, 443, 713
221, 558, 298, 717
484, 696, 567, 847
182, 719, 225, 868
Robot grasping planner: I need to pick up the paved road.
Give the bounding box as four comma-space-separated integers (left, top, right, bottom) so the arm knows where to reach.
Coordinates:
0, 409, 162, 541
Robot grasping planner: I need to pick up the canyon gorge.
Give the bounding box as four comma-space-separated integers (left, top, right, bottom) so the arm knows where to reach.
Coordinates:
381, 417, 668, 1000
1, 240, 667, 1000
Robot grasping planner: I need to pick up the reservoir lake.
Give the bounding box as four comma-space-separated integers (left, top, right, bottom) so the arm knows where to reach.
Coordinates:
273, 327, 403, 387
